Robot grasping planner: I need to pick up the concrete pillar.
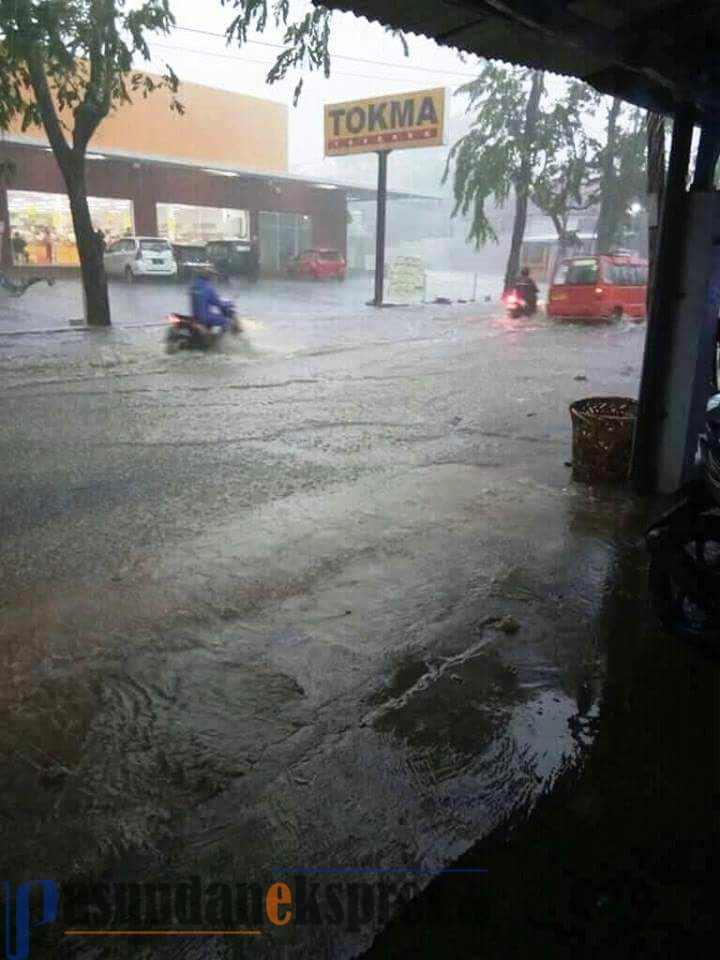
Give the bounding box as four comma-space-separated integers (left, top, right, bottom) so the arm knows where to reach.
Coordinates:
631, 110, 694, 493
655, 193, 720, 489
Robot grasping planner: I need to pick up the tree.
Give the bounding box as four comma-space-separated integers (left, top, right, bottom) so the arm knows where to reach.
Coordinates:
443, 65, 544, 291
594, 101, 646, 254
445, 72, 603, 288
529, 81, 600, 260
593, 97, 622, 253
0, 1, 180, 326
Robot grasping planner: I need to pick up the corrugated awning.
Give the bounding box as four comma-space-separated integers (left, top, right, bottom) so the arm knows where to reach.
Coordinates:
320, 0, 720, 118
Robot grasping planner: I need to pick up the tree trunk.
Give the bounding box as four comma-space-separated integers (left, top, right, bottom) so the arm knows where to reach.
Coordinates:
62, 158, 111, 326
503, 71, 544, 292
504, 184, 530, 293
594, 97, 622, 254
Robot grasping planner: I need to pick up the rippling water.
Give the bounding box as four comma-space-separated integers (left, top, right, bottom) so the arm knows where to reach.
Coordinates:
0, 281, 653, 958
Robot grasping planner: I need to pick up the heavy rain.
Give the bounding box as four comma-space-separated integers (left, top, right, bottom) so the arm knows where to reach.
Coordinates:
0, 2, 716, 958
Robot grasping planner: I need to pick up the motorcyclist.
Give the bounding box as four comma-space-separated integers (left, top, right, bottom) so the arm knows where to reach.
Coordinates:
189, 267, 230, 335
514, 267, 538, 314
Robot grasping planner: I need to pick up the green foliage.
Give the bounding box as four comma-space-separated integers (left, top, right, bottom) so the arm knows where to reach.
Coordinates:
444, 64, 543, 246
610, 107, 647, 228
224, 1, 332, 105
589, 99, 647, 252
447, 64, 647, 252
0, 0, 181, 156
530, 80, 601, 242
223, 1, 406, 105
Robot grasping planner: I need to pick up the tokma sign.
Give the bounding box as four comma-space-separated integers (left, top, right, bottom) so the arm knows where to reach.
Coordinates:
324, 88, 447, 156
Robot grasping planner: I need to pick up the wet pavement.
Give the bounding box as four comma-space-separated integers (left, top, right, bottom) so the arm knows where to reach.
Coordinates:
0, 278, 715, 958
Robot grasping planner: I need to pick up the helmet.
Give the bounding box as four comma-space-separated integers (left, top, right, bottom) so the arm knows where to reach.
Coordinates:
520, 266, 530, 277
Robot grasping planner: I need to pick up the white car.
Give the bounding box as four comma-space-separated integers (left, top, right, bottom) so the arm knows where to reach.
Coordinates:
104, 236, 177, 282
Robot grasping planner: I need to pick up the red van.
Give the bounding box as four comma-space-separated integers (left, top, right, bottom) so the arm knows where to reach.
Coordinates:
546, 254, 648, 322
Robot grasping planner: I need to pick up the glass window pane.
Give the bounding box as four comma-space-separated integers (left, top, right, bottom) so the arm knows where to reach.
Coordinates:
258, 211, 313, 273
7, 189, 133, 266
563, 259, 598, 284
554, 262, 570, 285
156, 203, 248, 243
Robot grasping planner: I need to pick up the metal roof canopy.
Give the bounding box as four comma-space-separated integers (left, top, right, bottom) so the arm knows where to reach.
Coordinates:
0, 135, 439, 203
321, 0, 720, 119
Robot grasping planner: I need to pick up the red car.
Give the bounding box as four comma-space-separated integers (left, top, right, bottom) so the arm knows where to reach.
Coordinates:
547, 253, 648, 322
288, 248, 346, 281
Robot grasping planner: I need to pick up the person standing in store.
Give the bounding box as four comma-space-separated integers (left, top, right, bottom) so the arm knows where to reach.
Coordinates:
12, 231, 27, 264
42, 227, 53, 264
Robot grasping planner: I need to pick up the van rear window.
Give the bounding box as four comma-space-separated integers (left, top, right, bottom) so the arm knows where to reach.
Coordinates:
554, 259, 598, 285
603, 263, 648, 285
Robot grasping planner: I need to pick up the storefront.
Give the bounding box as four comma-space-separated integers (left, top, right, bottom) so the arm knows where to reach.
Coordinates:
6, 189, 134, 265
0, 142, 351, 274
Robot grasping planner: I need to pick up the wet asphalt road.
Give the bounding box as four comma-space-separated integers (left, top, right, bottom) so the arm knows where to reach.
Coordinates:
0, 276, 659, 957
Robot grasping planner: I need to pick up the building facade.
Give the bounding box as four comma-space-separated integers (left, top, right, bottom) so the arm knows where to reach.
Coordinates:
0, 78, 348, 273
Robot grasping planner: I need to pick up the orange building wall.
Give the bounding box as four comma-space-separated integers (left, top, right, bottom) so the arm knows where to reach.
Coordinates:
5, 77, 288, 173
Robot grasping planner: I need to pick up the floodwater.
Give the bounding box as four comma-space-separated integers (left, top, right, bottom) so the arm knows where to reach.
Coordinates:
0, 277, 715, 958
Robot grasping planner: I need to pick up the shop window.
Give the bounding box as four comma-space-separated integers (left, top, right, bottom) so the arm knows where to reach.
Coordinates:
7, 190, 134, 266
156, 203, 249, 243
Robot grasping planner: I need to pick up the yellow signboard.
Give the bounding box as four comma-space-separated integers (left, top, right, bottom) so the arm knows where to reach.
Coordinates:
324, 87, 447, 157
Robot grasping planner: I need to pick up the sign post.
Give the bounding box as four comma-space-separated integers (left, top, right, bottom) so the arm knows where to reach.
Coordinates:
324, 87, 448, 307
374, 150, 389, 306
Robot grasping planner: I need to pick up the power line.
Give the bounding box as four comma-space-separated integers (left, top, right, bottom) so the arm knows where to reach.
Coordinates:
149, 39, 476, 87
173, 24, 481, 80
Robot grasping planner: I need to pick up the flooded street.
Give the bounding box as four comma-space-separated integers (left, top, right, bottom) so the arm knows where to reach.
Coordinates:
1, 278, 713, 957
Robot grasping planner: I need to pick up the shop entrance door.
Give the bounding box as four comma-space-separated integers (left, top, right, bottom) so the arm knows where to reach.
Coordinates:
258, 212, 313, 274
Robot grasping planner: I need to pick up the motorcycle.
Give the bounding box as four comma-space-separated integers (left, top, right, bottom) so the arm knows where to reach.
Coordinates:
165, 302, 241, 353
645, 393, 720, 646
503, 289, 534, 319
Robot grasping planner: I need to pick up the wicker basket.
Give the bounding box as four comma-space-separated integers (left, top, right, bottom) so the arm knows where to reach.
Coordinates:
569, 396, 638, 483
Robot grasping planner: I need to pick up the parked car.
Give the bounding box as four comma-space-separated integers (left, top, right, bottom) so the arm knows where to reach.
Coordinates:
172, 242, 213, 281
546, 253, 648, 322
104, 237, 177, 282
288, 248, 346, 281
206, 239, 252, 281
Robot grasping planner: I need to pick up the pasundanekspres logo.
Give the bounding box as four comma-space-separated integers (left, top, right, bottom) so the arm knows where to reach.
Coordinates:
3, 881, 57, 960
3, 870, 486, 957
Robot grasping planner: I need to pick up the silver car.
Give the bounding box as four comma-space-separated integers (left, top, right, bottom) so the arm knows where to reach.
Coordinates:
104, 236, 177, 282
